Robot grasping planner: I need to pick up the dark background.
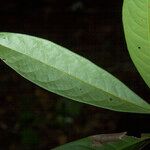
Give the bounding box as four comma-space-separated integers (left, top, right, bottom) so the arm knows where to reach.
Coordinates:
0, 0, 150, 149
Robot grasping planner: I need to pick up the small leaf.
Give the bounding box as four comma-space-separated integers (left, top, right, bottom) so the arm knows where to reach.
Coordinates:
52, 133, 150, 150
123, 0, 150, 87
0, 32, 150, 113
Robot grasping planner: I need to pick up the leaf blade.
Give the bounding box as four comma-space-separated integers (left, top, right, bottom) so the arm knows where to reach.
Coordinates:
52, 133, 150, 150
123, 0, 150, 87
0, 32, 150, 113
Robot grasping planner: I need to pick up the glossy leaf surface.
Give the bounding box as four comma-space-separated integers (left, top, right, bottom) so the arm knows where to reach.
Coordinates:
0, 32, 150, 113
53, 133, 150, 150
123, 0, 150, 87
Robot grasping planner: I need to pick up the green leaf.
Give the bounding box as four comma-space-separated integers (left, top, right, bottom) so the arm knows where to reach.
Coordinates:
0, 32, 150, 113
52, 132, 150, 150
123, 0, 150, 87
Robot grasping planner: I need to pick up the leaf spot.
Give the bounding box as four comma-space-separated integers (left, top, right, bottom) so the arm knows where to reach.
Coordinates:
138, 46, 141, 50
109, 98, 113, 101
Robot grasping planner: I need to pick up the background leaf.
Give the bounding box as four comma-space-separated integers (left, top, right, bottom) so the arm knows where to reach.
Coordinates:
0, 32, 150, 113
123, 0, 150, 87
52, 133, 150, 150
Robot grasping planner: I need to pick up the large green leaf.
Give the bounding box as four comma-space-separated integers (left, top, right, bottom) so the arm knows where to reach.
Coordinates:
52, 132, 150, 150
0, 32, 150, 113
123, 0, 150, 87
